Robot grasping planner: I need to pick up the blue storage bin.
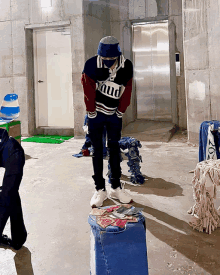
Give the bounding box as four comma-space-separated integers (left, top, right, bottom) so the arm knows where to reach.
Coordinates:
88, 207, 149, 275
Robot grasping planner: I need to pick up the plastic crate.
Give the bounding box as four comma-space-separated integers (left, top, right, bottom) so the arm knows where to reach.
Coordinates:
0, 120, 21, 144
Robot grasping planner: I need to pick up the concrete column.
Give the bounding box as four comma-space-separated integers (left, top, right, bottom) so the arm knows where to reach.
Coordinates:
207, 0, 220, 120
169, 0, 186, 129
129, 0, 146, 20
183, 0, 210, 143
156, 0, 168, 15
71, 15, 86, 139
79, 0, 111, 138
25, 28, 35, 136
168, 20, 178, 125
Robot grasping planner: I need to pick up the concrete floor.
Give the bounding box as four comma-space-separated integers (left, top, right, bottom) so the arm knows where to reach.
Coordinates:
0, 122, 220, 275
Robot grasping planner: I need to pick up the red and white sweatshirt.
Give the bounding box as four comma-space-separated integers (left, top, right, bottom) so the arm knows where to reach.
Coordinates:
81, 54, 133, 119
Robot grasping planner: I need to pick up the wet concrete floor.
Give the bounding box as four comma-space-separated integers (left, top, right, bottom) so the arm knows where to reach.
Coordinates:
0, 121, 219, 275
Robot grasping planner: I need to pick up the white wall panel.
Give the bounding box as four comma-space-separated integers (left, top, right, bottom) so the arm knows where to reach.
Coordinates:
0, 0, 11, 21
12, 21, 26, 76
11, 0, 29, 22
64, 0, 83, 16
146, 0, 157, 17
13, 76, 28, 135
0, 22, 12, 78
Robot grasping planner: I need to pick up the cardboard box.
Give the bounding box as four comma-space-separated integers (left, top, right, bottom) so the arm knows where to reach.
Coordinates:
9, 124, 21, 138
0, 121, 21, 144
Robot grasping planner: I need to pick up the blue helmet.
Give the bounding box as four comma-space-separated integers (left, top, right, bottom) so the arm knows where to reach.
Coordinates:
97, 36, 122, 57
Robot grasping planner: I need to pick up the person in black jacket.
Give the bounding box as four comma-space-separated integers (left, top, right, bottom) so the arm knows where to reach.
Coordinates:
0, 128, 27, 250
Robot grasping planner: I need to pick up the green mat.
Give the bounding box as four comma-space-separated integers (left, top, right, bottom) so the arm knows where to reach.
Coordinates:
22, 134, 74, 144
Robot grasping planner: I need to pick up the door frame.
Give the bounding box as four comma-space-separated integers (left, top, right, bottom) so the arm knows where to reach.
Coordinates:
25, 21, 75, 136
131, 19, 178, 125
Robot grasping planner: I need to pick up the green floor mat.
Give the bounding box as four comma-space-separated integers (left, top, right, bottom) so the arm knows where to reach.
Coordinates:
22, 134, 74, 144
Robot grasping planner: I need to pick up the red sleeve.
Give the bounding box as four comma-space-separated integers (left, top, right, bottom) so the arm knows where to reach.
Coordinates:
81, 73, 96, 112
117, 78, 133, 115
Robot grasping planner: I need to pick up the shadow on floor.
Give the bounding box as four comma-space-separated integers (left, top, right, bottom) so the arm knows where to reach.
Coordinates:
102, 198, 220, 275
14, 246, 34, 275
0, 245, 34, 274
121, 174, 184, 197
142, 144, 162, 149
25, 154, 38, 161
133, 201, 220, 275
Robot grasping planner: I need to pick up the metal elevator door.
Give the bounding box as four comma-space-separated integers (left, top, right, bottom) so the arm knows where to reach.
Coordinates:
132, 21, 171, 121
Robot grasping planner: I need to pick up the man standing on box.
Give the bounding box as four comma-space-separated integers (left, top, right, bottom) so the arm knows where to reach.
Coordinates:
81, 36, 133, 208
0, 128, 27, 250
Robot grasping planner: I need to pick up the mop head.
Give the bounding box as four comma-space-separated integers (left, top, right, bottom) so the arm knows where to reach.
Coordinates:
188, 159, 220, 234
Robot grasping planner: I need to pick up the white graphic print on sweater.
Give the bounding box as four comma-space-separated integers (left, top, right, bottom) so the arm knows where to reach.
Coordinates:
97, 80, 124, 99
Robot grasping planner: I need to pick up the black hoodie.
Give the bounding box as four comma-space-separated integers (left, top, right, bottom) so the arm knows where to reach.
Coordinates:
0, 129, 24, 173
0, 129, 10, 153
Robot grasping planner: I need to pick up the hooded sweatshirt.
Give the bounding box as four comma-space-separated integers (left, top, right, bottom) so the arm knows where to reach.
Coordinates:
81, 54, 133, 119
0, 129, 24, 174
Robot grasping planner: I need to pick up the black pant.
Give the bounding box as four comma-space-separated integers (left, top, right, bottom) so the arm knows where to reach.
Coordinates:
88, 112, 122, 190
0, 151, 27, 248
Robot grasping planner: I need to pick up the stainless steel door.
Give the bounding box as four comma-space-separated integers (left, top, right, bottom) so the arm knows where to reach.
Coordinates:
132, 21, 171, 121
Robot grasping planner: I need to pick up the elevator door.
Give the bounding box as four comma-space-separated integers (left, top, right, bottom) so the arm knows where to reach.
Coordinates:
133, 21, 171, 121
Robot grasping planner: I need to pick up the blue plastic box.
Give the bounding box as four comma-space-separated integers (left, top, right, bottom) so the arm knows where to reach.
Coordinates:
88, 207, 149, 275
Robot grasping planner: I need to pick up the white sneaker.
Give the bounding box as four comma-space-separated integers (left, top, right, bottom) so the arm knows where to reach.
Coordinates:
90, 189, 108, 208
109, 186, 133, 204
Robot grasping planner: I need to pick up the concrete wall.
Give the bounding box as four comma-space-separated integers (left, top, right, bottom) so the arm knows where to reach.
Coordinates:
82, 0, 186, 132
83, 0, 110, 60
79, 0, 111, 138
0, 1, 29, 135
107, 0, 187, 129
182, 0, 220, 143
0, 0, 85, 136
108, 0, 136, 128
169, 0, 186, 129
26, 0, 110, 138
0, 0, 186, 138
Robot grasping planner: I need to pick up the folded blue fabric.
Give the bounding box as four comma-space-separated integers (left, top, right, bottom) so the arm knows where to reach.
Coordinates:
73, 135, 145, 184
